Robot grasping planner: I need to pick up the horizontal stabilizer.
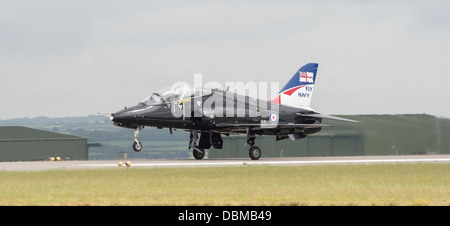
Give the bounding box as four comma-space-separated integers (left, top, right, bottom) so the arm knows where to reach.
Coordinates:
300, 113, 359, 123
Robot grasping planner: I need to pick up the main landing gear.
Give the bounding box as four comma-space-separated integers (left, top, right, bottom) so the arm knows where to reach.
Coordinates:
246, 129, 261, 160
189, 130, 205, 160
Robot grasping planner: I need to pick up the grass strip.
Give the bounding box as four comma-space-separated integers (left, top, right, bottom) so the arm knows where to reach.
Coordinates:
0, 163, 449, 206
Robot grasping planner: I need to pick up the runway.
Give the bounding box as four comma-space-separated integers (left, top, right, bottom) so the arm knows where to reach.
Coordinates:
1, 155, 450, 171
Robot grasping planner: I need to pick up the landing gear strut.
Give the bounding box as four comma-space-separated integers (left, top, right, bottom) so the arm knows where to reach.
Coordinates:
132, 126, 143, 152
246, 129, 261, 160
190, 130, 205, 160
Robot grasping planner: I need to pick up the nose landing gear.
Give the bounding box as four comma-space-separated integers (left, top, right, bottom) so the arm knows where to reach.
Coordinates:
132, 126, 143, 152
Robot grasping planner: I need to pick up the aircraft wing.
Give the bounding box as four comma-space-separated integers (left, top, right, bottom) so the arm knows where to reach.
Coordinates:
215, 123, 329, 130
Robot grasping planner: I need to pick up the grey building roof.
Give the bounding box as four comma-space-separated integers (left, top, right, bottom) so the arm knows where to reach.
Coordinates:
0, 126, 86, 141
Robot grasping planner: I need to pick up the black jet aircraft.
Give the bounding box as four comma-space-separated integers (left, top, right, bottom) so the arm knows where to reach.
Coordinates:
110, 63, 357, 160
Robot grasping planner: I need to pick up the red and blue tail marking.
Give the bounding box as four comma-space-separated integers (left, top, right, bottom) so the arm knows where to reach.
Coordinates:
271, 63, 319, 108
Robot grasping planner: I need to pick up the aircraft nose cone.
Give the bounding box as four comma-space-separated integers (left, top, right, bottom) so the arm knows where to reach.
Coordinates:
110, 103, 150, 129
110, 112, 127, 122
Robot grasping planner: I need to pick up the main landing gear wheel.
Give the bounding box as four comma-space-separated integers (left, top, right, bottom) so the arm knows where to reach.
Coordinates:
249, 146, 261, 160
193, 147, 205, 160
133, 141, 142, 152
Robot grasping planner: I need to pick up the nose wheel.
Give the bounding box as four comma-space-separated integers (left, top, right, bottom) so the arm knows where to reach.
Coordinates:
133, 141, 142, 152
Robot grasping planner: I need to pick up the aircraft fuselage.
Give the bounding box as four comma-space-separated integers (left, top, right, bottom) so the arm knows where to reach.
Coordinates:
111, 89, 322, 137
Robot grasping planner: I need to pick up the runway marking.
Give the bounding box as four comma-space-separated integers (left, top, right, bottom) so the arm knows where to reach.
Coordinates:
81, 157, 450, 168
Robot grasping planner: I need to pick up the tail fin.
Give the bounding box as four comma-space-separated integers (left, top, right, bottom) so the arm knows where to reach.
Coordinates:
271, 63, 318, 109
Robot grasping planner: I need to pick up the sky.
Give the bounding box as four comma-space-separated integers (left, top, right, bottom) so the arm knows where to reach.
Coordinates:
1, 0, 450, 119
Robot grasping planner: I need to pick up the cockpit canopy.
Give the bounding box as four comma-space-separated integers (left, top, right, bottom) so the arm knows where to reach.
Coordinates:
140, 83, 213, 106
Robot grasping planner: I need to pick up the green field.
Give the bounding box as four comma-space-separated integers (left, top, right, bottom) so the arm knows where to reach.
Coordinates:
1, 163, 449, 206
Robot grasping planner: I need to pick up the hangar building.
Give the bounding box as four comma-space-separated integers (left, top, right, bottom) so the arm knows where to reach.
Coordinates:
0, 126, 88, 161
209, 114, 450, 158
